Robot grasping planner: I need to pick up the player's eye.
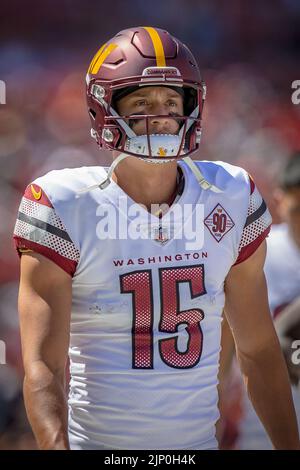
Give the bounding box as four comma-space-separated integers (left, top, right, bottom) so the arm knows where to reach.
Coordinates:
135, 100, 148, 107
167, 100, 178, 107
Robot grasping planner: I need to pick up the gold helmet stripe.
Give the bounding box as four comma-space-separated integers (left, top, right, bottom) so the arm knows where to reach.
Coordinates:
143, 27, 166, 67
90, 43, 118, 75
88, 43, 107, 74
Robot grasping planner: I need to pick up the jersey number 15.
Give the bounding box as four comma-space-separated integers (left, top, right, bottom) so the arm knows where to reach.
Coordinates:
120, 265, 206, 369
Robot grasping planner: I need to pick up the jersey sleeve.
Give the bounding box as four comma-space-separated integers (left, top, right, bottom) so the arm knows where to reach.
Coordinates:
234, 176, 272, 265
13, 183, 80, 276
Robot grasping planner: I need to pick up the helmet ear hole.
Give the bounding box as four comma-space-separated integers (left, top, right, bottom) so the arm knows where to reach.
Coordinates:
183, 88, 197, 115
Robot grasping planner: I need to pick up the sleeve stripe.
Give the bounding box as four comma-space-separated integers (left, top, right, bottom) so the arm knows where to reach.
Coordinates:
17, 211, 73, 242
19, 197, 65, 230
14, 184, 80, 274
244, 200, 267, 228
14, 220, 79, 262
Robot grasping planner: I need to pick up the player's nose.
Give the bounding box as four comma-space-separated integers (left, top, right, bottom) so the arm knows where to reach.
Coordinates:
149, 104, 173, 133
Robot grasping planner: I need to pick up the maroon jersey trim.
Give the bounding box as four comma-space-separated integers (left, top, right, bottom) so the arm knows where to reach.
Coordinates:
233, 225, 271, 266
13, 236, 77, 276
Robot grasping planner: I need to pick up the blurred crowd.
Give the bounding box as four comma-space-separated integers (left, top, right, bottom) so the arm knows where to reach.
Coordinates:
0, 0, 300, 449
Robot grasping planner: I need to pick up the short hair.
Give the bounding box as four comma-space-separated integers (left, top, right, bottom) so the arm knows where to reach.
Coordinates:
280, 151, 300, 190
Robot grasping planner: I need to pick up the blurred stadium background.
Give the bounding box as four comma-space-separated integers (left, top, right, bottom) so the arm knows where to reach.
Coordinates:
0, 0, 300, 449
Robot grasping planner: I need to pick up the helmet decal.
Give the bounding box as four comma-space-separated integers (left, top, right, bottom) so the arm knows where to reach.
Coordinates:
88, 43, 107, 74
89, 43, 118, 75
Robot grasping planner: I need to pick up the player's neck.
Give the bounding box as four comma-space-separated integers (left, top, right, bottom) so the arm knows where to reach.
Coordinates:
112, 160, 179, 211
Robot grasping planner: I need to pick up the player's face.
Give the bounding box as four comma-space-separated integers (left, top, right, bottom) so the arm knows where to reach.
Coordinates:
116, 86, 184, 136
280, 188, 300, 248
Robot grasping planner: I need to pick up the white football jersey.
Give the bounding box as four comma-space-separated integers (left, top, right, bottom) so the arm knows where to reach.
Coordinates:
238, 223, 300, 450
14, 160, 271, 450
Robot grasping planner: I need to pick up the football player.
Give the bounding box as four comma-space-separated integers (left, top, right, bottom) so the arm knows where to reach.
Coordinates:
13, 27, 299, 450
237, 152, 300, 449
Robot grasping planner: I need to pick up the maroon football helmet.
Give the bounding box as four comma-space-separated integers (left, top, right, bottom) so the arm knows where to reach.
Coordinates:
86, 26, 206, 160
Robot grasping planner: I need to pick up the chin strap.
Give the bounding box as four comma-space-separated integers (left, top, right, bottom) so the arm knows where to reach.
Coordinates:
182, 156, 223, 193
79, 106, 223, 196
77, 153, 130, 194
77, 153, 222, 195
81, 94, 222, 193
